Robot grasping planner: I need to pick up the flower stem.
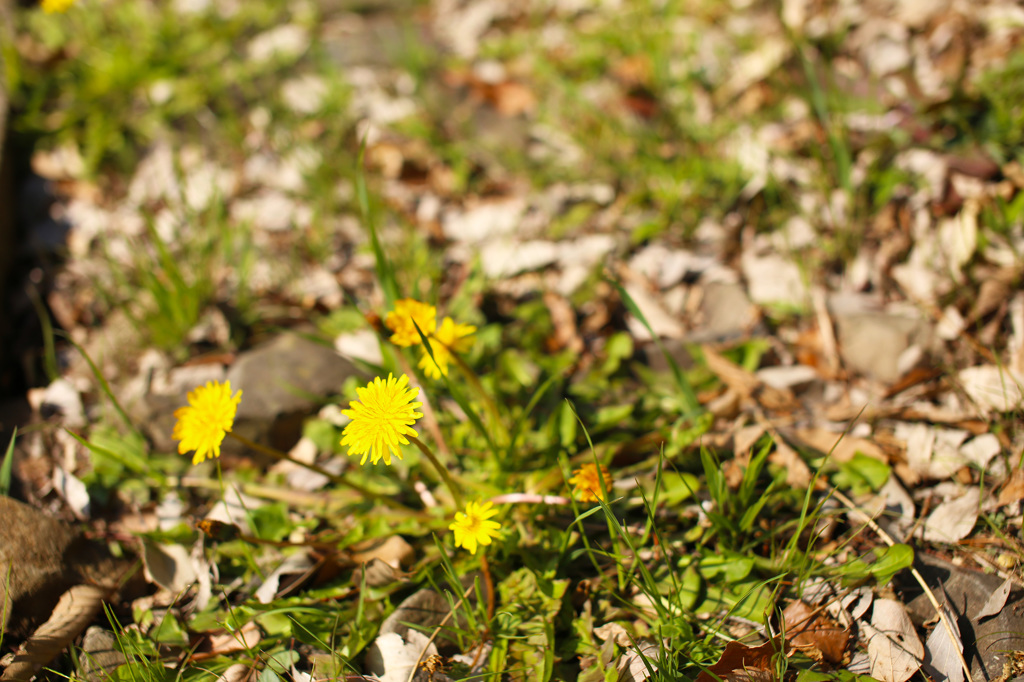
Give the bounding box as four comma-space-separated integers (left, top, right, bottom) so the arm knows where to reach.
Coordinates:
227, 432, 409, 511
480, 552, 495, 622
408, 435, 464, 508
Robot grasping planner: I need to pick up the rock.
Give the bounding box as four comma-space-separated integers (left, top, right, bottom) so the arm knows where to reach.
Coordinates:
79, 627, 126, 682
694, 282, 759, 342
832, 302, 932, 384
741, 252, 808, 307
0, 497, 126, 639
756, 364, 819, 391
226, 332, 360, 452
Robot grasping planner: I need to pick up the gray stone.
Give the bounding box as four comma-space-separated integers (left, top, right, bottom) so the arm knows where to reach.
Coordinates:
834, 309, 932, 383
79, 627, 126, 682
694, 282, 759, 342
226, 332, 360, 451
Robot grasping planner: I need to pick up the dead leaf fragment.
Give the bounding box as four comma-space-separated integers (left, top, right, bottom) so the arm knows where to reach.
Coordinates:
865, 599, 923, 682
975, 578, 1012, 622
781, 600, 850, 664
997, 468, 1024, 506
1, 584, 111, 682
617, 639, 660, 682
922, 585, 964, 682
921, 488, 980, 544
696, 639, 780, 682
142, 540, 197, 593
958, 365, 1024, 412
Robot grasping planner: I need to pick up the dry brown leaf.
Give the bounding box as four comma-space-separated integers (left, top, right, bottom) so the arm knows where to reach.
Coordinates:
142, 540, 197, 593
207, 620, 263, 655
215, 663, 253, 682
975, 578, 1012, 622
696, 639, 780, 682
997, 468, 1024, 506
920, 488, 980, 544
1, 584, 111, 682
490, 81, 536, 116
543, 291, 583, 354
703, 347, 760, 398
703, 347, 797, 411
769, 438, 813, 489
922, 585, 964, 682
793, 427, 887, 463
349, 536, 414, 569
865, 599, 923, 682
781, 600, 850, 664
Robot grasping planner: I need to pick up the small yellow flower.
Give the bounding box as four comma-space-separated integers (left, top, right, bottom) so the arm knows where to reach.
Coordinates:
569, 463, 611, 502
419, 316, 477, 379
41, 0, 75, 12
340, 373, 423, 466
449, 500, 501, 555
173, 381, 242, 465
385, 299, 437, 347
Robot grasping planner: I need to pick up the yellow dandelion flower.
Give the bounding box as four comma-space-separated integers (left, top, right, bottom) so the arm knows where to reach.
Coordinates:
41, 0, 75, 12
385, 299, 437, 347
569, 462, 611, 502
419, 316, 477, 379
449, 500, 501, 555
340, 373, 423, 466
173, 381, 242, 465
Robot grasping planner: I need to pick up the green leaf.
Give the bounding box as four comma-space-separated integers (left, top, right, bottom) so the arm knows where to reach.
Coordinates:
870, 544, 914, 586
659, 471, 700, 506
593, 404, 633, 427
836, 544, 914, 586
0, 428, 15, 497
558, 401, 578, 448
833, 453, 891, 493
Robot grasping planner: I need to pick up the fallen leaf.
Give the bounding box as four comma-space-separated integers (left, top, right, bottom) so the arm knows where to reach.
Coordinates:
865, 599, 923, 682
958, 365, 1024, 412
142, 540, 197, 593
922, 585, 964, 682
696, 639, 780, 682
364, 630, 437, 682
793, 427, 887, 463
975, 578, 1012, 622
921, 488, 980, 544
52, 465, 91, 520
208, 621, 263, 655
1, 584, 111, 682
781, 600, 850, 664
489, 81, 537, 116
214, 664, 252, 682
617, 640, 660, 682
255, 551, 315, 604
350, 536, 415, 568
997, 468, 1024, 506
769, 438, 813, 488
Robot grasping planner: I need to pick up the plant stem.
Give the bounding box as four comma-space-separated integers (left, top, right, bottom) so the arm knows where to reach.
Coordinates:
480, 552, 495, 622
408, 435, 464, 508
227, 432, 409, 511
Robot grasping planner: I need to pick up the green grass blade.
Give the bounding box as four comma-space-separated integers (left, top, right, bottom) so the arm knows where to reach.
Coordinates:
59, 332, 143, 440
65, 428, 154, 479
356, 137, 398, 308
611, 278, 701, 415
0, 427, 16, 496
